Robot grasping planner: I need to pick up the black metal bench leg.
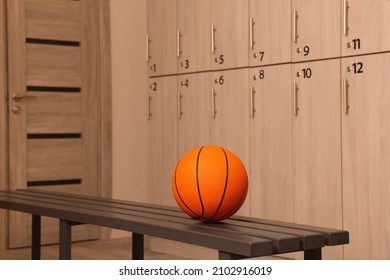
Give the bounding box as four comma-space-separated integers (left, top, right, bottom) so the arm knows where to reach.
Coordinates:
304, 248, 322, 260
59, 219, 72, 260
218, 251, 245, 260
132, 233, 144, 260
32, 215, 41, 260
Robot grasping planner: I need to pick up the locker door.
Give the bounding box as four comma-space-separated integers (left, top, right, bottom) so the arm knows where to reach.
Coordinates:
342, 0, 390, 56
292, 59, 342, 259
292, 0, 340, 62
211, 0, 249, 70
146, 0, 177, 76
147, 76, 178, 206
210, 68, 250, 215
177, 0, 211, 73
177, 72, 212, 158
249, 64, 293, 222
342, 53, 390, 259
249, 0, 291, 66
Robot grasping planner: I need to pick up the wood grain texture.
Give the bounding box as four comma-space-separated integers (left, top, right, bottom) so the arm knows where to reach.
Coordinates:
292, 59, 343, 259
80, 0, 99, 197
97, 0, 112, 240
27, 139, 82, 181
7, 0, 111, 248
342, 0, 390, 56
147, 76, 178, 206
25, 0, 81, 42
177, 72, 212, 159
0, 0, 7, 251
211, 0, 249, 70
27, 92, 82, 133
7, 0, 28, 189
250, 0, 292, 66
177, 0, 210, 73
342, 53, 390, 259
292, 0, 341, 62
250, 64, 293, 222
147, 0, 177, 76
210, 68, 250, 216
26, 44, 81, 87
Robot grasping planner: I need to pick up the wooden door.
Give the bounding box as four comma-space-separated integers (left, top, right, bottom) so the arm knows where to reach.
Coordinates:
342, 0, 390, 56
249, 0, 291, 66
177, 0, 211, 73
177, 72, 212, 158
146, 0, 177, 76
292, 59, 343, 259
249, 64, 293, 222
0, 0, 6, 251
211, 0, 249, 70
291, 0, 340, 62
7, 0, 104, 248
342, 53, 390, 259
210, 68, 250, 215
147, 76, 178, 206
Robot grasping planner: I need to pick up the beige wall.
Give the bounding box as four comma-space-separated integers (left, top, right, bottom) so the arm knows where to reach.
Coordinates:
110, 0, 148, 236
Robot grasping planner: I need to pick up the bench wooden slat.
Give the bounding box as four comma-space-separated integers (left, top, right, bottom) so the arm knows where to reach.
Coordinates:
0, 191, 300, 253
1, 190, 341, 250
0, 189, 349, 258
231, 216, 349, 246
0, 191, 274, 257
3, 190, 328, 252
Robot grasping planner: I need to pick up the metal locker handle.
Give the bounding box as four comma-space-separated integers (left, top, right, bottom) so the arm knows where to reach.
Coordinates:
250, 86, 256, 118
211, 24, 216, 54
343, 0, 349, 36
293, 10, 299, 43
211, 89, 217, 118
146, 35, 150, 62
176, 30, 181, 58
343, 78, 350, 114
249, 17, 255, 49
293, 83, 299, 116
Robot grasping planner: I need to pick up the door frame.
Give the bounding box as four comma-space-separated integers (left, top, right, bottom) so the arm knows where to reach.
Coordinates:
0, 0, 112, 250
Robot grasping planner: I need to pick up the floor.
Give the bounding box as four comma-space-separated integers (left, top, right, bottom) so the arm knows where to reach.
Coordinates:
0, 237, 189, 260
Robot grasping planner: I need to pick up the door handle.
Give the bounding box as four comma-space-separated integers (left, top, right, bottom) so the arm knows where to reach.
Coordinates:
12, 94, 36, 102
343, 0, 349, 36
211, 24, 216, 54
293, 83, 299, 116
343, 78, 350, 114
293, 10, 299, 43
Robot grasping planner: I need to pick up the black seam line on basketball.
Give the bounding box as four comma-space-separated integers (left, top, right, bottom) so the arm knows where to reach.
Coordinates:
206, 146, 229, 222
196, 146, 205, 218
174, 151, 202, 218
220, 183, 248, 220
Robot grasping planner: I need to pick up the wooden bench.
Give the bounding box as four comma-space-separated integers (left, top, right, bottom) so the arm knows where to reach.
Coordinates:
0, 189, 349, 260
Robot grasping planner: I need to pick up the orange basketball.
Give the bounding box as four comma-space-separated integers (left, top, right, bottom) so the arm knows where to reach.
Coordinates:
172, 146, 248, 222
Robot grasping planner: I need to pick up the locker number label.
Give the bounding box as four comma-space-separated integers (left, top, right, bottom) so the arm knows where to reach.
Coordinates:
302, 68, 312, 79
182, 60, 190, 69
216, 75, 224, 85
215, 55, 224, 65
303, 46, 310, 56
352, 62, 363, 74
181, 79, 189, 88
259, 70, 265, 79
